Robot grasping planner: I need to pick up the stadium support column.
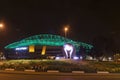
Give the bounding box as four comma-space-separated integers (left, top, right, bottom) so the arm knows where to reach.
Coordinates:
29, 45, 35, 53
41, 46, 46, 55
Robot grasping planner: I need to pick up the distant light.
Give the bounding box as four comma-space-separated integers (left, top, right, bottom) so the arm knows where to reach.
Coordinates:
102, 57, 107, 61
89, 57, 93, 60
80, 56, 83, 60
0, 24, 3, 28
86, 56, 93, 60
108, 57, 112, 60
64, 27, 68, 31
73, 56, 79, 60
55, 57, 60, 60
15, 47, 28, 50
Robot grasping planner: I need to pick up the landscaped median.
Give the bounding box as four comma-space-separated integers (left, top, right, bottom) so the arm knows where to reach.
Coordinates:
0, 60, 120, 73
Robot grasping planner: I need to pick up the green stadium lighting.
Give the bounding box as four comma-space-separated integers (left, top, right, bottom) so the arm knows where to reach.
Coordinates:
5, 34, 93, 51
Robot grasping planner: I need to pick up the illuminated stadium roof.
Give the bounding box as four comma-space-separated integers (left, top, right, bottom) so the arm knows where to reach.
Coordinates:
5, 34, 93, 49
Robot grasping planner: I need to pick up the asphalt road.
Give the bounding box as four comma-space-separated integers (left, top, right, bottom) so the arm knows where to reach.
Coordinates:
0, 72, 120, 80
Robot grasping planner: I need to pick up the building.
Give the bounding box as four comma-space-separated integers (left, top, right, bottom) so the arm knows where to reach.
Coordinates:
4, 34, 93, 59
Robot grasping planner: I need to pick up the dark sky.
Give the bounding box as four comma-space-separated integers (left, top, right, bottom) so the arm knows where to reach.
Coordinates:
0, 0, 120, 50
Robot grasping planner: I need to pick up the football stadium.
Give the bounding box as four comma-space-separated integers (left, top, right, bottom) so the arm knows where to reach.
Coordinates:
4, 34, 93, 59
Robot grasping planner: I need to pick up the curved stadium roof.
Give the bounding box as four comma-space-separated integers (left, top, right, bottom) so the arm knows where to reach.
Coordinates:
5, 34, 93, 49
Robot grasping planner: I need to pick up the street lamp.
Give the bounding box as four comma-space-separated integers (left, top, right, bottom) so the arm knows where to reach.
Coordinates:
0, 23, 4, 29
64, 25, 69, 38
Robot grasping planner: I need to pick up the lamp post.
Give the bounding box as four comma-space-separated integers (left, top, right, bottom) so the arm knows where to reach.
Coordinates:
64, 26, 69, 38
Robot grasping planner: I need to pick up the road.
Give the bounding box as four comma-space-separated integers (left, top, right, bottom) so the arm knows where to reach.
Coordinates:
0, 71, 120, 80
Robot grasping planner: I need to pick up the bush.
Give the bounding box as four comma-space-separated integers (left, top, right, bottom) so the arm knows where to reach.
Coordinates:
59, 66, 72, 73
14, 67, 25, 71
83, 66, 97, 73
0, 65, 5, 70
1, 60, 120, 73
109, 68, 120, 73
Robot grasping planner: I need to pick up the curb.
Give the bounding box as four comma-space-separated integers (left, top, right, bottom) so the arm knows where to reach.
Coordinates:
47, 70, 59, 73
5, 69, 15, 71
25, 70, 35, 72
72, 71, 84, 73
97, 71, 109, 74
1, 69, 118, 74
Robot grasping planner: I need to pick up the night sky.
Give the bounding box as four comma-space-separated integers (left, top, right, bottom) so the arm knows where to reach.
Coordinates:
0, 0, 120, 50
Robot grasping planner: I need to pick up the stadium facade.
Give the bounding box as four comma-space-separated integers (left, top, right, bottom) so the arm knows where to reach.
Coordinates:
4, 34, 93, 59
